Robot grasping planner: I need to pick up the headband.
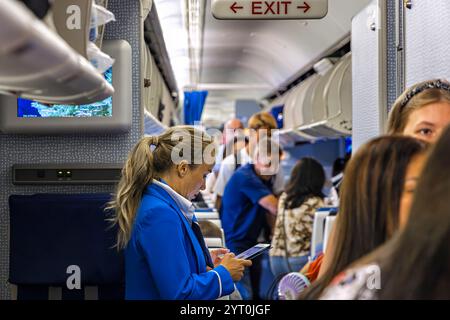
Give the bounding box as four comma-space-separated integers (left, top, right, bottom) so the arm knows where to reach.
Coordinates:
399, 79, 450, 109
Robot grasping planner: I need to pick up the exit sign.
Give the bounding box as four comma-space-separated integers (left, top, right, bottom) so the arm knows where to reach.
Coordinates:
212, 0, 328, 20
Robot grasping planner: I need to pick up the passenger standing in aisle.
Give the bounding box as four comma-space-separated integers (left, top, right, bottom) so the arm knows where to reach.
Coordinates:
214, 112, 285, 211
221, 138, 282, 299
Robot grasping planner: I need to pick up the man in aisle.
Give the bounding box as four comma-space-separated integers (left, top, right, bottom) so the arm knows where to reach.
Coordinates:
221, 138, 282, 300
214, 112, 285, 210
205, 118, 244, 195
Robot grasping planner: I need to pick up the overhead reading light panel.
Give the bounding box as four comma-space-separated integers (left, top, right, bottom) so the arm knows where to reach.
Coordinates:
0, 0, 114, 105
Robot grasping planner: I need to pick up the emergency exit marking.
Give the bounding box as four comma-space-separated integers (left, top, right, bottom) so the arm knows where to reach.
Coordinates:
212, 0, 328, 20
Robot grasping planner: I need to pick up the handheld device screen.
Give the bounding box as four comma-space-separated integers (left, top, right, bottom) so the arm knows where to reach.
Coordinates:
236, 244, 271, 260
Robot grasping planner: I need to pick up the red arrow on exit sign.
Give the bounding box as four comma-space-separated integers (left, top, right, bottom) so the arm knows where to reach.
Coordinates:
230, 2, 244, 13
298, 2, 311, 13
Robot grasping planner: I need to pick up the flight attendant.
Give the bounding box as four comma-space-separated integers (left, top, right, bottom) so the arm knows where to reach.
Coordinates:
108, 126, 251, 300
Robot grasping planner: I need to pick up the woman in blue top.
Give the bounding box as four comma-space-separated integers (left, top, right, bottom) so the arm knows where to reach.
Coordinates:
108, 126, 251, 300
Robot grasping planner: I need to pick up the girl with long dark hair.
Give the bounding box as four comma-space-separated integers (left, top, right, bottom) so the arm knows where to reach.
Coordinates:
270, 157, 326, 276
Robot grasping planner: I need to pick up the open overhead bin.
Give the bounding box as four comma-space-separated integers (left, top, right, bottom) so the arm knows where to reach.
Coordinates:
0, 0, 114, 105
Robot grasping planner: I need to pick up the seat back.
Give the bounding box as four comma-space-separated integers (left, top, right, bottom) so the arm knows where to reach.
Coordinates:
323, 215, 337, 253
9, 193, 124, 300
310, 207, 338, 258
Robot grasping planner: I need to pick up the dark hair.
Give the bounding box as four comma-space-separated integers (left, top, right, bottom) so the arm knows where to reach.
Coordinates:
376, 126, 450, 299
332, 153, 350, 177
332, 158, 345, 177
301, 136, 429, 299
284, 158, 325, 210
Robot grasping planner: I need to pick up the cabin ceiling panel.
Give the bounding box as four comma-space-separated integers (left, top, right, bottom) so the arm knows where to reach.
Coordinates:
202, 0, 371, 93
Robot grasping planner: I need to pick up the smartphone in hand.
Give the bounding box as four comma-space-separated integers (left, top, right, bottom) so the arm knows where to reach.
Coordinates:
236, 244, 271, 260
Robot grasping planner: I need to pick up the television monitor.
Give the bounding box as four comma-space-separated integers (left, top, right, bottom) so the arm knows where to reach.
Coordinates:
17, 68, 113, 118
0, 40, 132, 134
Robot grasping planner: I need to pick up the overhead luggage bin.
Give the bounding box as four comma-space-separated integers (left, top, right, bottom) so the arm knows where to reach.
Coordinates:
294, 75, 321, 128
275, 74, 320, 147
298, 53, 352, 138
299, 73, 323, 126
0, 0, 114, 105
326, 53, 352, 134
282, 85, 300, 130
283, 74, 319, 130
277, 53, 352, 143
308, 64, 336, 124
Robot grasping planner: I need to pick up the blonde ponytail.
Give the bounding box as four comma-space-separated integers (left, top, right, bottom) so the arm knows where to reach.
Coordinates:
107, 136, 158, 249
108, 126, 215, 250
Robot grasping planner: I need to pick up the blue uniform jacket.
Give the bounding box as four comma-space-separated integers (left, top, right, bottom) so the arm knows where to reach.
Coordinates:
125, 183, 234, 300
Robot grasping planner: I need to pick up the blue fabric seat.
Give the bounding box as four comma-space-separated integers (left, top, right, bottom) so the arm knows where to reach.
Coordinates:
9, 193, 124, 300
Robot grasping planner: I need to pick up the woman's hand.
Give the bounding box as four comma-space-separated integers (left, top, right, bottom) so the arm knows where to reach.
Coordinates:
219, 253, 252, 282
210, 248, 230, 267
